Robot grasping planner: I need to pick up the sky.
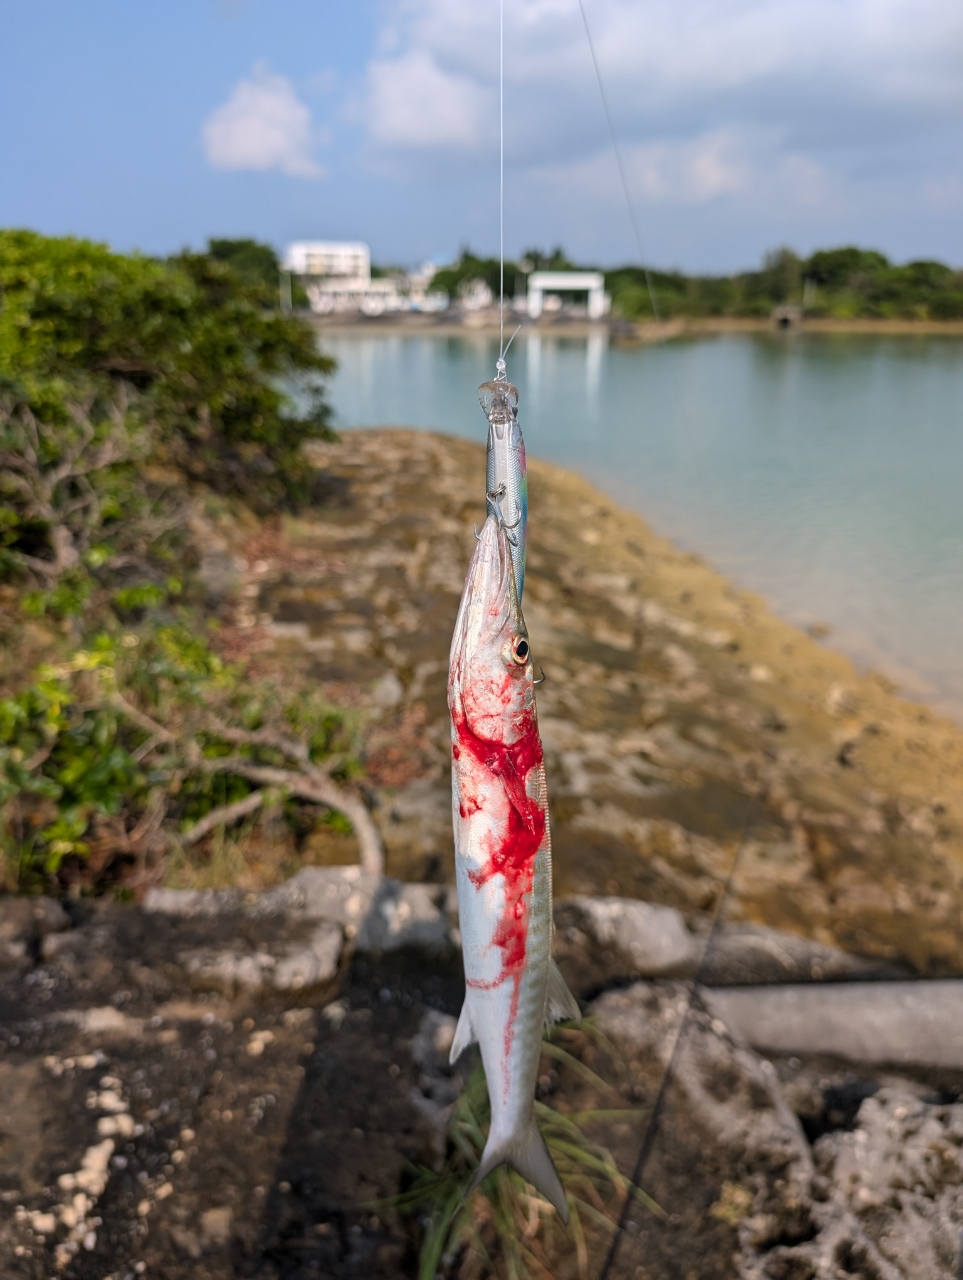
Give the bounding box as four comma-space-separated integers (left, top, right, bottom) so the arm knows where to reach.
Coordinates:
1, 0, 961, 273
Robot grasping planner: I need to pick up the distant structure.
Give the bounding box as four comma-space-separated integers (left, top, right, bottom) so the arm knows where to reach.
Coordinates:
283, 241, 371, 280
282, 241, 447, 316
525, 271, 610, 320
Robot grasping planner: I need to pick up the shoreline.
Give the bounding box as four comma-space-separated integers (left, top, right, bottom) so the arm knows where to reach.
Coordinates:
308, 312, 963, 340
202, 425, 963, 973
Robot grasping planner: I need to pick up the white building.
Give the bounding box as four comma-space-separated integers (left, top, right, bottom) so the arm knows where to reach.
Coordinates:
305, 277, 403, 316
525, 271, 610, 320
284, 241, 448, 315
283, 241, 371, 280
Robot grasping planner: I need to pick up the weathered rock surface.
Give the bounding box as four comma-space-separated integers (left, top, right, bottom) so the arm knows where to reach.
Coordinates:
180, 920, 344, 996
740, 1079, 963, 1280
146, 865, 455, 969
4, 893, 963, 1279
693, 919, 908, 987
565, 983, 963, 1280
555, 896, 903, 995
144, 870, 897, 997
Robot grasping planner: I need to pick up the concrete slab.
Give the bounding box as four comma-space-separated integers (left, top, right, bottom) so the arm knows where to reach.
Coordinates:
708, 980, 963, 1068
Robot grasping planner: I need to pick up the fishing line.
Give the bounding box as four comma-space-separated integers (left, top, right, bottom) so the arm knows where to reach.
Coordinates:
577, 0, 661, 324
499, 0, 505, 362
596, 792, 758, 1280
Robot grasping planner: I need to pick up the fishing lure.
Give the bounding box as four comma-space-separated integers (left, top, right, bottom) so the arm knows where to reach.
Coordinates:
448, 508, 579, 1222
479, 364, 528, 600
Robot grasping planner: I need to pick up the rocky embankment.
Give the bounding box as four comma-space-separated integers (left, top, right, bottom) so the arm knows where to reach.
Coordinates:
4, 426, 963, 1278
234, 427, 963, 976
3, 875, 963, 1278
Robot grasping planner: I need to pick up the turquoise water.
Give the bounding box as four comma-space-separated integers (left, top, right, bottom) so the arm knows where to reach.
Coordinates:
320, 330, 963, 720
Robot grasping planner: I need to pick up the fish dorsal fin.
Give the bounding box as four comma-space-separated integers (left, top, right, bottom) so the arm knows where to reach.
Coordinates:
449, 1000, 476, 1064
546, 961, 581, 1025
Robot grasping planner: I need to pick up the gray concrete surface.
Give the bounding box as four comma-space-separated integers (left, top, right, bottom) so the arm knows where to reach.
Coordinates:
709, 980, 963, 1067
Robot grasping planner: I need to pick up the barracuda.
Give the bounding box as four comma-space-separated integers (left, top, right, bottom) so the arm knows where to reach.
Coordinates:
448, 512, 579, 1222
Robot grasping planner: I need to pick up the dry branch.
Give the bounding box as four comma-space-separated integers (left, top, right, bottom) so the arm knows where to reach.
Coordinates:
198, 757, 383, 876
181, 790, 267, 846
109, 700, 385, 876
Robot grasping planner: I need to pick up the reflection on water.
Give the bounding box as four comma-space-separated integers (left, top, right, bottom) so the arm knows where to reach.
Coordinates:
321, 329, 963, 720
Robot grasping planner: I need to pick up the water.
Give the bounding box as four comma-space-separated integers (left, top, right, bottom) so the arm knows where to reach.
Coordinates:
320, 329, 963, 720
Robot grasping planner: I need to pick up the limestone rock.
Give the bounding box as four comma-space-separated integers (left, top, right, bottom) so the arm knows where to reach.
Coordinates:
143, 887, 243, 917
752, 1087, 963, 1280
555, 896, 697, 994
181, 921, 343, 996
588, 981, 816, 1274
696, 920, 908, 986
355, 880, 453, 953
258, 866, 453, 951
256, 864, 379, 930
555, 893, 900, 994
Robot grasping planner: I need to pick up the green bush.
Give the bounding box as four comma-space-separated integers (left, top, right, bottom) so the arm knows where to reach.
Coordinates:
0, 628, 359, 888
0, 230, 336, 511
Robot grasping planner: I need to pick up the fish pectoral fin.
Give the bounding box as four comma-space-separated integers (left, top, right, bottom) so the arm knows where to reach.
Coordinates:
449, 1001, 476, 1065
470, 1120, 569, 1225
546, 960, 581, 1025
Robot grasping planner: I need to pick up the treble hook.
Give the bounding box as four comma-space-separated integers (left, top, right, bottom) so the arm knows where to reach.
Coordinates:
473, 524, 482, 540
533, 667, 547, 685
487, 488, 522, 531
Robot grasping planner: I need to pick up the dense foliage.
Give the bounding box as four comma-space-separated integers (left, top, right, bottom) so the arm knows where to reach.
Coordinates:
606, 245, 963, 321
430, 247, 574, 303
0, 230, 336, 511
430, 243, 963, 320
0, 628, 359, 890
0, 230, 368, 894
207, 236, 281, 290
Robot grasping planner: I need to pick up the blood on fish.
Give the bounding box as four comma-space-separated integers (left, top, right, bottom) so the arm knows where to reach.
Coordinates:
452, 685, 546, 1077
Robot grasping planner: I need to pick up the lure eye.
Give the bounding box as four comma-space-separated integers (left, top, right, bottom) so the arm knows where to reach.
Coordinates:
510, 636, 530, 665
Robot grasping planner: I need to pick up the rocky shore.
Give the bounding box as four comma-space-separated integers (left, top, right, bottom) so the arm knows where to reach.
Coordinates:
4, 426, 963, 1278
241, 427, 963, 976
3, 872, 963, 1278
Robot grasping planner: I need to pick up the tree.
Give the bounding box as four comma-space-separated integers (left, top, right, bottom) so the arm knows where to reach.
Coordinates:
207, 237, 280, 291
0, 230, 336, 511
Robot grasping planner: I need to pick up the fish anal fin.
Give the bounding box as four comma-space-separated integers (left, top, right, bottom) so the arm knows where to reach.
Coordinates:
470, 1119, 569, 1225
546, 960, 581, 1025
449, 1000, 476, 1065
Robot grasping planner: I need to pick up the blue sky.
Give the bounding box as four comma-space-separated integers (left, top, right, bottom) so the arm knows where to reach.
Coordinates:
1, 0, 962, 272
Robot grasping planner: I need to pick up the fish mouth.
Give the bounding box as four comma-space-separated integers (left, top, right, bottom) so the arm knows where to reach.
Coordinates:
449, 515, 519, 671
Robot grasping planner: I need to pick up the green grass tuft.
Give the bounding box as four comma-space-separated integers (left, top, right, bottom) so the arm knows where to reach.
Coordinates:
382, 1023, 664, 1280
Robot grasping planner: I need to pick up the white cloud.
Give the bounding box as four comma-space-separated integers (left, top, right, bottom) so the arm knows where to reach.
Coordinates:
364, 48, 489, 149
633, 132, 754, 203
358, 0, 963, 169
203, 67, 323, 179
341, 0, 963, 266
531, 128, 838, 214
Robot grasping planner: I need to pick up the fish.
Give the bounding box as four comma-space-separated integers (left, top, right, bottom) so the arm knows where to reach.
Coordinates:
479, 377, 528, 599
448, 511, 579, 1223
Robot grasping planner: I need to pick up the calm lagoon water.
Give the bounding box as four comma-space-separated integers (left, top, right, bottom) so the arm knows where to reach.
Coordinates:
321, 330, 963, 720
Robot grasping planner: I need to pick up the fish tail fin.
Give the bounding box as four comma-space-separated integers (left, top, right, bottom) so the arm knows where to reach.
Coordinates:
469, 1119, 569, 1225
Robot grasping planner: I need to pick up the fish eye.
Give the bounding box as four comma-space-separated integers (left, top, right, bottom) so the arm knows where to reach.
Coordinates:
510, 635, 530, 665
